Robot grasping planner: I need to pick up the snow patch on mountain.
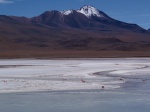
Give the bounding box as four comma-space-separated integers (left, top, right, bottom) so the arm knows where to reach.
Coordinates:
77, 5, 104, 18
60, 6, 104, 18
61, 10, 73, 15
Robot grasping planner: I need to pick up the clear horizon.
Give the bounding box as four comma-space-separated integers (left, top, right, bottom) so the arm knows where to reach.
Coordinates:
0, 0, 150, 29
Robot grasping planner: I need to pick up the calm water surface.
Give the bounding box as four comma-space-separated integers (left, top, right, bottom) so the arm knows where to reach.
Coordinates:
0, 85, 150, 112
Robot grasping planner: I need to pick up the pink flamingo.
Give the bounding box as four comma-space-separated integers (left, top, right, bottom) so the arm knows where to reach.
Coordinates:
3, 80, 7, 83
81, 79, 86, 83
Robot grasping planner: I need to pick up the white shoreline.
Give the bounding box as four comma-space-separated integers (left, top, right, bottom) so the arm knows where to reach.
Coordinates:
0, 58, 150, 93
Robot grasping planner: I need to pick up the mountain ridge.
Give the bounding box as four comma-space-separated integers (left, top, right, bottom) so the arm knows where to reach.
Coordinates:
9, 5, 147, 31
0, 5, 150, 58
31, 5, 146, 32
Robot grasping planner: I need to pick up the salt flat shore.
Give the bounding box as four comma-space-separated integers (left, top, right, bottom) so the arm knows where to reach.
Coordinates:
0, 58, 150, 93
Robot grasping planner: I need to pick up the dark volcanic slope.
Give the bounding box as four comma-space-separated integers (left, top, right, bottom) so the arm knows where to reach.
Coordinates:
31, 6, 146, 32
0, 5, 150, 58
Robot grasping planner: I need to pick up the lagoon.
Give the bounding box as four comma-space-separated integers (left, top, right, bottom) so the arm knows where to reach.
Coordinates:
0, 58, 150, 112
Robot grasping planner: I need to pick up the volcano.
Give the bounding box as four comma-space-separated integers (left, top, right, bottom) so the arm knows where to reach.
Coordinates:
0, 5, 150, 58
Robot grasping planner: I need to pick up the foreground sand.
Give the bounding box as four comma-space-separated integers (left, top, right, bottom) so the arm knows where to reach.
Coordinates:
0, 58, 150, 93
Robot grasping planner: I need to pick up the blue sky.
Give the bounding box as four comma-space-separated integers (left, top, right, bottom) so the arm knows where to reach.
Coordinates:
0, 0, 150, 29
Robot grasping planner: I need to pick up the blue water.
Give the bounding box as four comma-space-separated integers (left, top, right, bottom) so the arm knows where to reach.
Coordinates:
0, 86, 150, 112
1, 70, 150, 112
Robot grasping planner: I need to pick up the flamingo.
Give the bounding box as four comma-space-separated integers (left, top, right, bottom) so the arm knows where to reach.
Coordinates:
119, 77, 124, 81
81, 79, 86, 83
3, 80, 7, 83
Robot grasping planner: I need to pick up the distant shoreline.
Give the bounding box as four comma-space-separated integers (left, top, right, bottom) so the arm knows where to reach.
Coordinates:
0, 50, 150, 59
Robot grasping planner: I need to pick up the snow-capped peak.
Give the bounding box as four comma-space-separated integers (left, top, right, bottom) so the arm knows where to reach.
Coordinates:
60, 5, 104, 18
77, 5, 104, 18
61, 10, 73, 15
